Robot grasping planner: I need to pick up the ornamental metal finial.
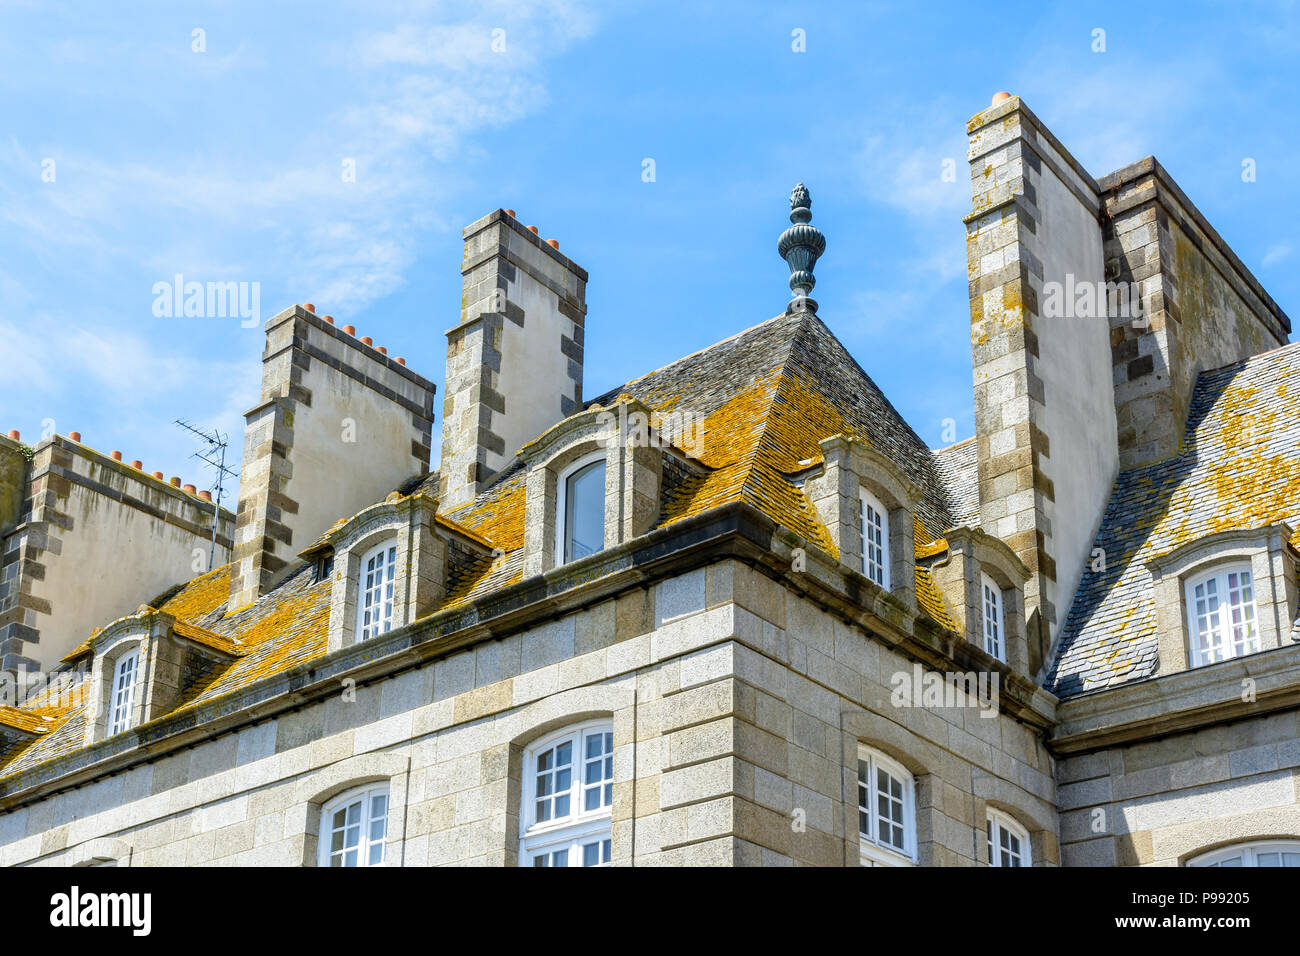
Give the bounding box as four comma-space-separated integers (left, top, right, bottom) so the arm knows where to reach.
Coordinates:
777, 183, 826, 314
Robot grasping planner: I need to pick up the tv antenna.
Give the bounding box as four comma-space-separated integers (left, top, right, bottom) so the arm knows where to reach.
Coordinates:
174, 419, 239, 571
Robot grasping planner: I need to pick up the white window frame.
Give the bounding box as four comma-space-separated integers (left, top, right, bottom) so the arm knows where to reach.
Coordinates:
355, 540, 398, 642
857, 746, 916, 866
317, 784, 391, 867
986, 809, 1029, 867
859, 487, 890, 590
1188, 840, 1300, 867
1184, 563, 1260, 668
554, 452, 607, 566
981, 572, 1005, 662
107, 649, 139, 736
520, 719, 614, 867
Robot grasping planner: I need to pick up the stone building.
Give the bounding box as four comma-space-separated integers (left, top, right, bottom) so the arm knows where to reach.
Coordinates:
0, 93, 1296, 868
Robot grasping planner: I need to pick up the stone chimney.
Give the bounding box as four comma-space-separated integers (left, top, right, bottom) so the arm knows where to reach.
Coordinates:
965, 94, 1119, 674
0, 433, 235, 672
228, 306, 436, 612
439, 210, 588, 510
964, 94, 1291, 675
1100, 158, 1289, 469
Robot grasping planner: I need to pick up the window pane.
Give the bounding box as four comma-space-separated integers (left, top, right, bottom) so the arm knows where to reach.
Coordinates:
564, 461, 606, 562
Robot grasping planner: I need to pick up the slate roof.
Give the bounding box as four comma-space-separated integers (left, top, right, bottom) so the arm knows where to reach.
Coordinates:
933, 437, 980, 529
1048, 341, 1300, 697
0, 310, 975, 781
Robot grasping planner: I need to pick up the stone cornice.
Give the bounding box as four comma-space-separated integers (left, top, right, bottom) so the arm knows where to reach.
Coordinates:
1050, 642, 1300, 755
0, 500, 1056, 809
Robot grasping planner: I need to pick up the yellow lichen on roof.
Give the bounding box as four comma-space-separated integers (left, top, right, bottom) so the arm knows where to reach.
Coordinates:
0, 706, 51, 735
915, 565, 958, 631
158, 563, 231, 621
453, 479, 526, 552
172, 619, 244, 657
173, 581, 330, 713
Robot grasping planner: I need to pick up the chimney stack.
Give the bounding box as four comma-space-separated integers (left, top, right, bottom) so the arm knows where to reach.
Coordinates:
439, 209, 588, 509
228, 305, 436, 611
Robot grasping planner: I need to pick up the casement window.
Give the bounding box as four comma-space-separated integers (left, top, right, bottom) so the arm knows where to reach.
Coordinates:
981, 572, 1005, 661
107, 650, 139, 736
1185, 564, 1260, 667
356, 541, 398, 641
859, 488, 889, 589
521, 721, 614, 867
318, 784, 390, 867
857, 747, 916, 866
986, 810, 1029, 867
1189, 840, 1300, 867
556, 454, 606, 565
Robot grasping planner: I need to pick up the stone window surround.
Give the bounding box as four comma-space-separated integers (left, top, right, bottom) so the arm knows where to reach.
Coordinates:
81, 609, 239, 747
803, 434, 919, 611
1184, 837, 1300, 868
503, 683, 635, 866
1147, 523, 1298, 677
317, 782, 392, 867
518, 717, 615, 867
68, 837, 133, 867
855, 744, 918, 866
926, 526, 1032, 675
83, 612, 167, 746
522, 397, 664, 578
313, 493, 461, 654
985, 806, 1031, 866
298, 751, 411, 867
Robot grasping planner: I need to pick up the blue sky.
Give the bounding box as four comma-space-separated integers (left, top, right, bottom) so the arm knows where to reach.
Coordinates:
2, 0, 1297, 506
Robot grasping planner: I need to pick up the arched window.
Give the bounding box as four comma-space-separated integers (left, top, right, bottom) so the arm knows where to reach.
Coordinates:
857, 746, 916, 866
981, 572, 1005, 662
107, 649, 139, 736
521, 720, 614, 866
556, 454, 606, 565
859, 487, 890, 589
318, 784, 390, 867
986, 809, 1029, 866
356, 541, 398, 641
1189, 840, 1300, 867
1185, 564, 1260, 667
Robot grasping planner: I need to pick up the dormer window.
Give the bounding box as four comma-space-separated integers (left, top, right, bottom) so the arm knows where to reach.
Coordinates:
557, 453, 606, 565
357, 541, 398, 641
981, 572, 1005, 661
859, 487, 889, 589
1185, 564, 1260, 667
107, 649, 139, 736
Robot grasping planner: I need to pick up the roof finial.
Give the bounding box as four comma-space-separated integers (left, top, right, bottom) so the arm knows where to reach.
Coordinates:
777, 183, 826, 314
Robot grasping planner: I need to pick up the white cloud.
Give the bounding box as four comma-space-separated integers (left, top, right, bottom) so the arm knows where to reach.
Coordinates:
1262, 244, 1292, 268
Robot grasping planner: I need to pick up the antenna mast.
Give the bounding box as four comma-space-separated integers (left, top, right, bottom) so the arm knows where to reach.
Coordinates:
174, 419, 239, 571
